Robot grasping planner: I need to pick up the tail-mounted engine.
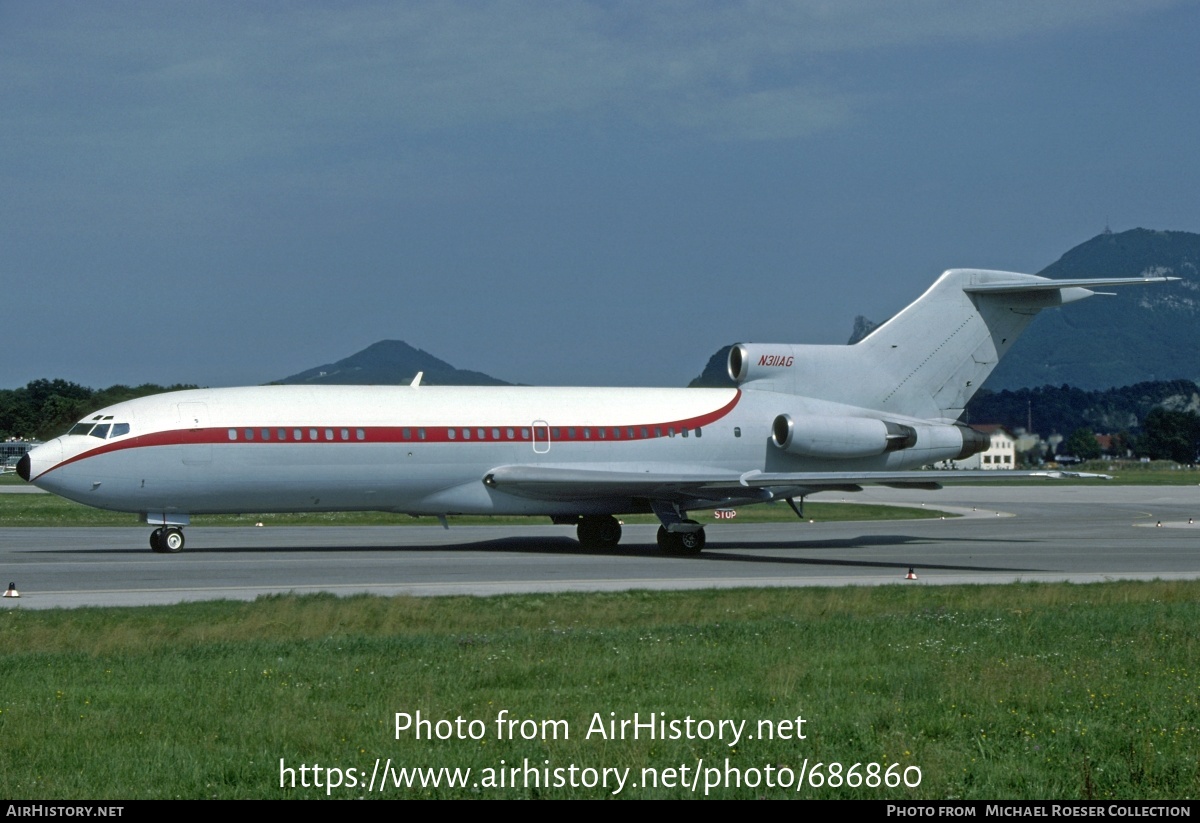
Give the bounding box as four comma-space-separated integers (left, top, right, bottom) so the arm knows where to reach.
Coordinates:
770, 414, 991, 462
728, 343, 801, 384
770, 414, 916, 459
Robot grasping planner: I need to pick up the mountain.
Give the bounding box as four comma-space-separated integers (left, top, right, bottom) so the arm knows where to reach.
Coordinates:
847, 315, 882, 345
276, 340, 512, 386
985, 228, 1200, 390
687, 344, 737, 388
839, 228, 1200, 389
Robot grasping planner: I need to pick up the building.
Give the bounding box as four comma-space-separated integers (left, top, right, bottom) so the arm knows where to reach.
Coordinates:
948, 425, 1016, 470
1, 440, 39, 472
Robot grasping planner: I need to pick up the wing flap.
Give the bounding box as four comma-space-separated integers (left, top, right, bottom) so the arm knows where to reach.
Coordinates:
485, 465, 1109, 504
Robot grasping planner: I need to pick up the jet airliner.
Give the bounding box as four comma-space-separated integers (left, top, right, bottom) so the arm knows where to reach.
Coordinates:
18, 269, 1175, 554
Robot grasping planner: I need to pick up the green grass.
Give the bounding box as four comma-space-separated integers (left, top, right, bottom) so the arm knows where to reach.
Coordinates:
2, 582, 1198, 799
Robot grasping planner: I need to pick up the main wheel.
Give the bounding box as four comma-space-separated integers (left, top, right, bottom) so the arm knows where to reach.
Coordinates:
577, 515, 622, 548
657, 521, 706, 555
676, 523, 706, 555
149, 528, 164, 552
161, 527, 185, 553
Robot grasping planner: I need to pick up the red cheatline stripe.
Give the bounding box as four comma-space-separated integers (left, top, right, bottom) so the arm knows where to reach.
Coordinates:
37, 391, 741, 478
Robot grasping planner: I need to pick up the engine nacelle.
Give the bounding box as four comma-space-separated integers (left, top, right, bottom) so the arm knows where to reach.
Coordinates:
771, 414, 917, 459
728, 343, 801, 384
900, 421, 992, 462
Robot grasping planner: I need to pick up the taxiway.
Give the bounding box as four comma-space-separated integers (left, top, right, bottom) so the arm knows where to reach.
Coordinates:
2, 485, 1197, 609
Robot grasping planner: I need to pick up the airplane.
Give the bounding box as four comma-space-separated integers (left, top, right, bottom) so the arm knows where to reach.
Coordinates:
17, 268, 1176, 554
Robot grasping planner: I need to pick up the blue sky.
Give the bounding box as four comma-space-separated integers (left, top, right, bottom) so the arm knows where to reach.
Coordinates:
4, 1, 1197, 389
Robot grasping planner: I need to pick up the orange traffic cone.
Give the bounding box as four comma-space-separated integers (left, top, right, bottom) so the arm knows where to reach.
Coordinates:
3, 582, 18, 598
905, 568, 918, 580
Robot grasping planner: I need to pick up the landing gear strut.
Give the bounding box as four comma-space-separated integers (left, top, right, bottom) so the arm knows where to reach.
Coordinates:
576, 515, 622, 548
150, 527, 185, 553
657, 520, 706, 556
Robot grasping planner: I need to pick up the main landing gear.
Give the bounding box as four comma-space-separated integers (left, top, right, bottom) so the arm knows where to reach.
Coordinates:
657, 521, 706, 556
571, 511, 708, 555
150, 527, 185, 553
576, 515, 623, 549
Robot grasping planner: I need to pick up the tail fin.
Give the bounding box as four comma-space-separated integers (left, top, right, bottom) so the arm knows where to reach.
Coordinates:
730, 269, 1176, 420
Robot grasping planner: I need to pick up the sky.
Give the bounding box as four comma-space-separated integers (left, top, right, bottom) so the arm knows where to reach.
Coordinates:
4, 1, 1199, 389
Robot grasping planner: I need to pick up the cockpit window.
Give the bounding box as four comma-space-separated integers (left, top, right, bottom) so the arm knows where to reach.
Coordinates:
68, 421, 130, 438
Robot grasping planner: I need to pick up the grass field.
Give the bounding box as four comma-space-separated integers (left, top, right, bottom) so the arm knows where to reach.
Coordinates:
2, 582, 1198, 800
3, 466, 1197, 800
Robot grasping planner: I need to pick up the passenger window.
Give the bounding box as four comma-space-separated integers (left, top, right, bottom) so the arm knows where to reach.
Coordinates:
477, 428, 486, 440
341, 429, 349, 441
228, 429, 237, 441
492, 428, 500, 440
403, 428, 412, 440
309, 429, 318, 441
463, 429, 471, 440
245, 429, 254, 440
277, 429, 287, 440
293, 429, 302, 441
521, 428, 530, 440
681, 428, 688, 438
654, 428, 662, 438
356, 429, 365, 441
734, 427, 741, 438
324, 429, 333, 441
568, 428, 576, 439
640, 428, 648, 438
448, 429, 456, 440
695, 428, 702, 438
261, 429, 271, 441
506, 428, 515, 440
418, 428, 426, 440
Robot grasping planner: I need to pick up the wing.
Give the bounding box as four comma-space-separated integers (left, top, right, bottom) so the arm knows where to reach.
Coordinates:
484, 464, 1107, 506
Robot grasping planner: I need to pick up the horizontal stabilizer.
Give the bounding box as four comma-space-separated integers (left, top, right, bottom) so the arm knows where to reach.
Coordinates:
963, 276, 1178, 294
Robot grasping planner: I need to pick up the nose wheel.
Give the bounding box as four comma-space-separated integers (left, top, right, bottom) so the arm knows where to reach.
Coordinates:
150, 527, 185, 553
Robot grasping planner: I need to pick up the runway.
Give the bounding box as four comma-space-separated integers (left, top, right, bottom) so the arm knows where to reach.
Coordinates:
2, 485, 1198, 609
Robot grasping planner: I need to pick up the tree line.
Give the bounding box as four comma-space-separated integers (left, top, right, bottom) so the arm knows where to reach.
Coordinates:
0, 379, 196, 442
967, 380, 1200, 464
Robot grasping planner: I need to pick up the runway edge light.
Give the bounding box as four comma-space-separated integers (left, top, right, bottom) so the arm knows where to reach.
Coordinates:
905, 568, 918, 581
3, 582, 19, 598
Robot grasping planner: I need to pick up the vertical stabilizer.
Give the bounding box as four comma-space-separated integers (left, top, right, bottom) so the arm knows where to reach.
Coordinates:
730, 269, 1176, 420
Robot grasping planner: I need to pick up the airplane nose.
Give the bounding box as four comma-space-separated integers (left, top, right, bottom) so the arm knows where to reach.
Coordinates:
19, 441, 63, 485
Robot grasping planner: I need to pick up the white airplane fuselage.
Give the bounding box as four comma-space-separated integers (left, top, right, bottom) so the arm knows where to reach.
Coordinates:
25, 384, 966, 519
